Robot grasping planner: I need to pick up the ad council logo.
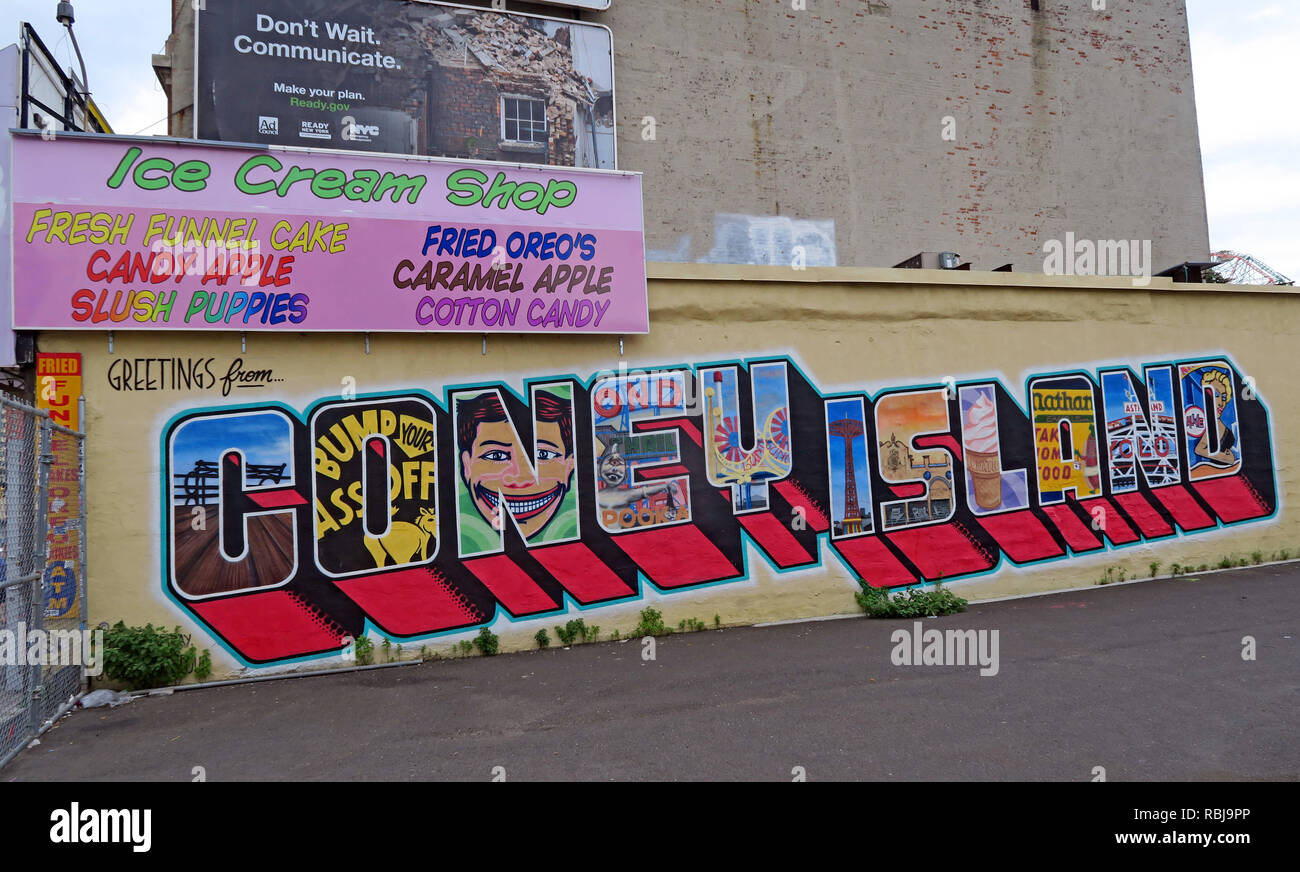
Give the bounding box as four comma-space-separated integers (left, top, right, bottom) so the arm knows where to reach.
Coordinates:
257, 116, 279, 135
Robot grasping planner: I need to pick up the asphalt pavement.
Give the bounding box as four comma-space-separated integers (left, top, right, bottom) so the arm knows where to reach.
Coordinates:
4, 563, 1297, 781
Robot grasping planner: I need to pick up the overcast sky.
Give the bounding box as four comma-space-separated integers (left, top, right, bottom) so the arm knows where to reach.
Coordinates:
1187, 0, 1298, 282
4, 0, 1295, 281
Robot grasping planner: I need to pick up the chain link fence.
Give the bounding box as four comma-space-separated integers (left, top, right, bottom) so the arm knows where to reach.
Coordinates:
1, 396, 87, 770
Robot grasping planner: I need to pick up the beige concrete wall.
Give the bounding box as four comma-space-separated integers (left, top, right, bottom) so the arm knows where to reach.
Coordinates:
39, 266, 1298, 681
160, 0, 1210, 271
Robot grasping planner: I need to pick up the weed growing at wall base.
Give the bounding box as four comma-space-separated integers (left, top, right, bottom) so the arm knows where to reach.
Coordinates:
633, 607, 669, 637
555, 619, 601, 646
99, 622, 209, 689
1097, 566, 1127, 585
347, 635, 373, 665
195, 649, 212, 681
555, 619, 581, 645
473, 628, 499, 656
855, 579, 967, 619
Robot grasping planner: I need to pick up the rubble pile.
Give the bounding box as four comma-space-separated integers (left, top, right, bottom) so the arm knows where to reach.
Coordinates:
416, 11, 596, 107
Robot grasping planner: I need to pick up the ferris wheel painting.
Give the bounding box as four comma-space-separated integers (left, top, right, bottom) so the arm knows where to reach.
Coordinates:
1099, 368, 1181, 494
700, 362, 793, 513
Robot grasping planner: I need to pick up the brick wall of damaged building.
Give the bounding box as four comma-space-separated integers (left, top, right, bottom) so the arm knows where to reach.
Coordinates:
428, 64, 510, 160
423, 11, 588, 165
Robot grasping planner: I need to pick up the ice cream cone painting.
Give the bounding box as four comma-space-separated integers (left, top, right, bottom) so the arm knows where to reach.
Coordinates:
959, 384, 1028, 514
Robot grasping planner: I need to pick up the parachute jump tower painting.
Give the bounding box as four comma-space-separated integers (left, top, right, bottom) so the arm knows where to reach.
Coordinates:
828, 418, 867, 534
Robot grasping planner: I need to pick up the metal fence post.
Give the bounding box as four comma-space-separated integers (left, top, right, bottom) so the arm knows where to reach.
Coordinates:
78, 396, 87, 641
28, 417, 53, 736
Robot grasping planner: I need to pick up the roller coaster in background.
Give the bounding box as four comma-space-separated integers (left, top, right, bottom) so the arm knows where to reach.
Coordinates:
1207, 250, 1294, 286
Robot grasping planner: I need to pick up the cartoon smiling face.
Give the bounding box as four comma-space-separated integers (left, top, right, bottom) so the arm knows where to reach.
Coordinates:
458, 391, 575, 540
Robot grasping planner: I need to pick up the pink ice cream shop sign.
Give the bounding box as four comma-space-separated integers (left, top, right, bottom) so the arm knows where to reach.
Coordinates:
9, 133, 648, 334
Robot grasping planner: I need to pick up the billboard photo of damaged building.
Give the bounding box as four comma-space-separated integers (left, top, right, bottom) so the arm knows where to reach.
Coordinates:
196, 0, 615, 169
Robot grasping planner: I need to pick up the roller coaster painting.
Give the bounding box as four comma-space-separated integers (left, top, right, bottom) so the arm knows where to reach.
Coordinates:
160, 352, 1278, 666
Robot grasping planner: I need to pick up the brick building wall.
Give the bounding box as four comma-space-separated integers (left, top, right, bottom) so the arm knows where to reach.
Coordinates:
428, 65, 579, 165
590, 0, 1211, 270
159, 0, 1211, 272
429, 65, 507, 161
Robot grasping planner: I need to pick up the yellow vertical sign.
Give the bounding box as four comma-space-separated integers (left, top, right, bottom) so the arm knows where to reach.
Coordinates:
1032, 385, 1102, 502
36, 353, 82, 621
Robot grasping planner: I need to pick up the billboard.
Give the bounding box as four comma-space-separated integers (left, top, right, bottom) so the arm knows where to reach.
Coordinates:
196, 0, 616, 169
10, 133, 648, 334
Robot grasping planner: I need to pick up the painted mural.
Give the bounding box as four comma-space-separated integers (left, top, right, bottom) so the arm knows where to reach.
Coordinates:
161, 353, 1278, 665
